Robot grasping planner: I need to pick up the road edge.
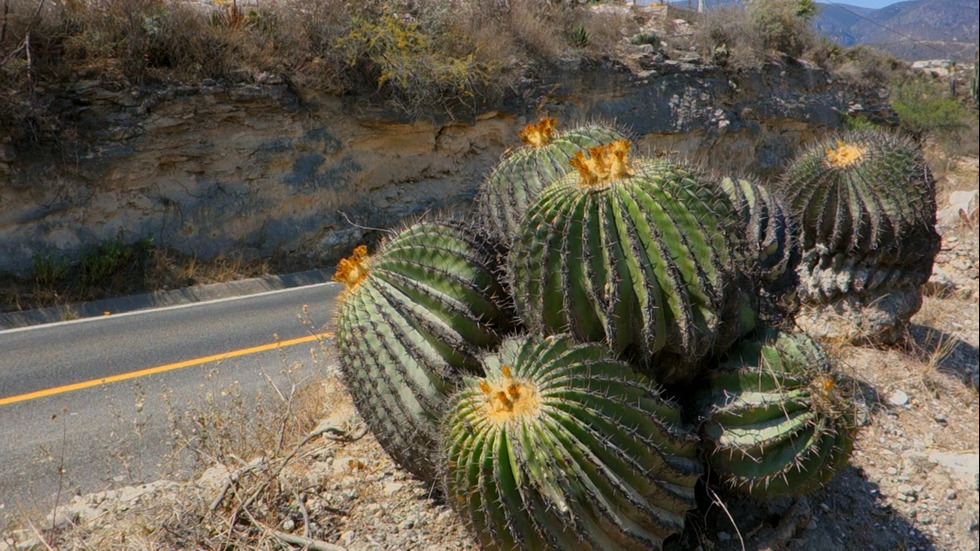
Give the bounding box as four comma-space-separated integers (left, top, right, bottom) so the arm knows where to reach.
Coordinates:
0, 269, 334, 330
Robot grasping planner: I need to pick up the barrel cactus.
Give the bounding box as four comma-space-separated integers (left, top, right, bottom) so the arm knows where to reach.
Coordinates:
443, 334, 701, 550
478, 118, 627, 247
333, 220, 512, 482
720, 176, 799, 322
509, 141, 749, 381
775, 130, 940, 342
697, 330, 856, 499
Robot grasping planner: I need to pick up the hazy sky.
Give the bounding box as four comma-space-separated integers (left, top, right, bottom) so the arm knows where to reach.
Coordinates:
827, 0, 901, 8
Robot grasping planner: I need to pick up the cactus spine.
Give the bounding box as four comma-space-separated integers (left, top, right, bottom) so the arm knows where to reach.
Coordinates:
509, 141, 745, 381
478, 118, 627, 247
333, 220, 511, 483
443, 335, 701, 550
698, 330, 855, 498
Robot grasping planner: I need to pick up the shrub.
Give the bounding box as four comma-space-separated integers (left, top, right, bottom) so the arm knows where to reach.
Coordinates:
692, 0, 816, 69
334, 3, 501, 116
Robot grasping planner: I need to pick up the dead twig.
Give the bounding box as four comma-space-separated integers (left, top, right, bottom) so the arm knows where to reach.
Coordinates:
292, 489, 311, 538
241, 505, 346, 551
0, 0, 45, 70
25, 519, 55, 551
209, 459, 268, 513
707, 486, 746, 551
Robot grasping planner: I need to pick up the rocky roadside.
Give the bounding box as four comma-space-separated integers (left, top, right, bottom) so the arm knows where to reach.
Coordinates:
2, 160, 978, 551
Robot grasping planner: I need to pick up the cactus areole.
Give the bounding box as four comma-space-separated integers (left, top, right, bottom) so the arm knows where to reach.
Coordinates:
478, 365, 541, 424
823, 141, 866, 168
333, 244, 370, 292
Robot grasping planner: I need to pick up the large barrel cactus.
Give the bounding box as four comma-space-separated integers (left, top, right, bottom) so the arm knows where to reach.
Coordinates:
509, 141, 749, 381
333, 220, 511, 483
443, 335, 701, 550
478, 118, 627, 247
720, 176, 799, 322
775, 130, 940, 343
697, 330, 856, 499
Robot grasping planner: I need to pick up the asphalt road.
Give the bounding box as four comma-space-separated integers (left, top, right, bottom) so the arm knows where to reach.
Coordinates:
0, 282, 342, 528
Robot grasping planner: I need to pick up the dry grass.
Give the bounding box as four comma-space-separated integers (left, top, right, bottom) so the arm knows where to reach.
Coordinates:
0, 244, 276, 314
0, 0, 632, 135
686, 0, 816, 70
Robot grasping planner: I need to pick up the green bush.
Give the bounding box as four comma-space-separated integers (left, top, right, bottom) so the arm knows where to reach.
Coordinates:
30, 251, 70, 288
78, 233, 155, 287
891, 74, 974, 136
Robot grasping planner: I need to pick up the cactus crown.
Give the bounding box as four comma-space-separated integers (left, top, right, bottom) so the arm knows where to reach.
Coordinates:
569, 140, 634, 189
518, 117, 558, 147
478, 365, 541, 424
333, 245, 370, 291
824, 141, 866, 168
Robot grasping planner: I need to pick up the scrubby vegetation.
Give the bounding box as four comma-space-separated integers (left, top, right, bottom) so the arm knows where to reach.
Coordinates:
0, 0, 635, 136
0, 235, 277, 314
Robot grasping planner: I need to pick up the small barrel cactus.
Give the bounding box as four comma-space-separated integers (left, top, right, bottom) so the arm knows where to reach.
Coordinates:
774, 130, 940, 342
477, 118, 627, 247
720, 176, 799, 321
333, 220, 511, 483
509, 141, 748, 381
697, 330, 856, 499
443, 335, 701, 550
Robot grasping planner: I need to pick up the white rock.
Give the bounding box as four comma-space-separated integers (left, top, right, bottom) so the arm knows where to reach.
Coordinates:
887, 390, 909, 407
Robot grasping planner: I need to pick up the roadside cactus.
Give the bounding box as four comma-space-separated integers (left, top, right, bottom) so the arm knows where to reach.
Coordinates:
443, 335, 701, 550
478, 118, 627, 247
333, 220, 511, 483
509, 141, 747, 381
697, 330, 856, 499
774, 130, 940, 342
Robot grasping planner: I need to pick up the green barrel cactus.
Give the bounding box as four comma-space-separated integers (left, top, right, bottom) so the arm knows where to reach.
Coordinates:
774, 130, 940, 342
509, 141, 748, 381
333, 220, 512, 483
477, 118, 627, 247
720, 176, 799, 321
697, 330, 856, 499
443, 335, 701, 551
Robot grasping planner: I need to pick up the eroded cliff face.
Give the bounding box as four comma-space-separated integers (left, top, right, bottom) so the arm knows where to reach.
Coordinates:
0, 57, 894, 276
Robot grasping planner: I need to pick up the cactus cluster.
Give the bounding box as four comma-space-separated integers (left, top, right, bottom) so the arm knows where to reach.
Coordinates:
327, 118, 943, 549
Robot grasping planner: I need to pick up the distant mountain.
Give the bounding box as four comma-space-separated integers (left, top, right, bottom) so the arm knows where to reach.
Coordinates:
814, 0, 979, 61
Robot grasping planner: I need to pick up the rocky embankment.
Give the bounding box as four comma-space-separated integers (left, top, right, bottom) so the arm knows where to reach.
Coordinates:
0, 55, 893, 276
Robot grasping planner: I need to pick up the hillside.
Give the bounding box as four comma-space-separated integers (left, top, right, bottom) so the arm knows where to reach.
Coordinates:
815, 0, 979, 60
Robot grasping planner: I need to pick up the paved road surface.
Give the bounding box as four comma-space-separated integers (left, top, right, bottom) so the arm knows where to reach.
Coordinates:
0, 282, 342, 528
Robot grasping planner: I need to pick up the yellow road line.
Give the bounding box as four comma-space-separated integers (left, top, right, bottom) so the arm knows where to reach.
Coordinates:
0, 332, 334, 406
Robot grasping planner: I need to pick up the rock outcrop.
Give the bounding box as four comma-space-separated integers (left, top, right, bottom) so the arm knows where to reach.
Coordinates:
0, 56, 894, 276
